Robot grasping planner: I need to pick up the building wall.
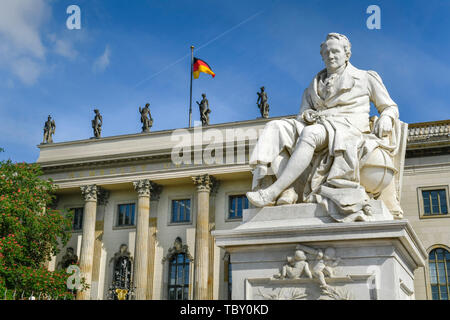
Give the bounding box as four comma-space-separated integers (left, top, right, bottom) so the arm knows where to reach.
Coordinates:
43, 118, 449, 300
53, 178, 252, 299
401, 154, 450, 300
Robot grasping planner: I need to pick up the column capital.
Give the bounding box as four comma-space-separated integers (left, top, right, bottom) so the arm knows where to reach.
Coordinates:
97, 188, 110, 206
150, 182, 163, 201
133, 179, 151, 197
192, 174, 218, 193
80, 185, 98, 202
80, 185, 109, 204
133, 180, 162, 198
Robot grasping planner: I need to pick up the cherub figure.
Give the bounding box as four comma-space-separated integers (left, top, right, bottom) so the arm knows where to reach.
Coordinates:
274, 247, 312, 279
311, 247, 341, 288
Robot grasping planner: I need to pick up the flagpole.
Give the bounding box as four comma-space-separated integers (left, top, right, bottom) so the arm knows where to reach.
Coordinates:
189, 46, 194, 128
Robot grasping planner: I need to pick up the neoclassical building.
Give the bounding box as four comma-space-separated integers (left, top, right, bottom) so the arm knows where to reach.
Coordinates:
38, 117, 450, 300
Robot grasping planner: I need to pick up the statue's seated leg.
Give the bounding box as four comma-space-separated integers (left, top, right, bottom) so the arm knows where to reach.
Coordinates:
247, 124, 327, 207
250, 119, 303, 190
272, 150, 299, 205
277, 187, 299, 205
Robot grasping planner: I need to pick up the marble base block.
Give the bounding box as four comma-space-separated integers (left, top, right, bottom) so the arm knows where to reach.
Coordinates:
213, 203, 427, 300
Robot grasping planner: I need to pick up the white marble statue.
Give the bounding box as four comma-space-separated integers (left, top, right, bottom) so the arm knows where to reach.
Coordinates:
247, 33, 403, 222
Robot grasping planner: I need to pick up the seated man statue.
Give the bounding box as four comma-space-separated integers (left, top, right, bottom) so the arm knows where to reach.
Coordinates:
247, 33, 403, 222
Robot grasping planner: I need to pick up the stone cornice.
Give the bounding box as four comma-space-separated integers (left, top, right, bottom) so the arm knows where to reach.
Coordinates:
407, 119, 450, 146
46, 164, 250, 190
212, 219, 427, 268
36, 117, 449, 172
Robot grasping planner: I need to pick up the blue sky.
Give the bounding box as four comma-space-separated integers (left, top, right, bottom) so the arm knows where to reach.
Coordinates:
0, 0, 449, 163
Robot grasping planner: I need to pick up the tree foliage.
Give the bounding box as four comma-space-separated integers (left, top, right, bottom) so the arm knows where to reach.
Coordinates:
0, 160, 77, 299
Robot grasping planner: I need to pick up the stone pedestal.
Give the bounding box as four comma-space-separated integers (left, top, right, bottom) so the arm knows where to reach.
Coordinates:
213, 202, 427, 300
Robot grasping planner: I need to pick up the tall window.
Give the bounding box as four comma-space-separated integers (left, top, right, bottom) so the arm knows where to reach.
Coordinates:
171, 199, 191, 223
228, 262, 232, 300
428, 247, 450, 300
224, 252, 232, 300
168, 253, 190, 300
228, 195, 249, 220
71, 207, 84, 231
422, 189, 448, 216
117, 203, 135, 226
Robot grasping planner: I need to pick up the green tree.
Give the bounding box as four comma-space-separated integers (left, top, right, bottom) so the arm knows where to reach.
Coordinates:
0, 159, 82, 299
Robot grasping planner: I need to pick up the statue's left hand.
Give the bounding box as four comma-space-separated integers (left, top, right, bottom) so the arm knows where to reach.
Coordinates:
374, 115, 393, 138
302, 109, 318, 124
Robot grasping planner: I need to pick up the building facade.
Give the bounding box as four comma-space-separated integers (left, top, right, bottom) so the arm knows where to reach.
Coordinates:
37, 117, 450, 300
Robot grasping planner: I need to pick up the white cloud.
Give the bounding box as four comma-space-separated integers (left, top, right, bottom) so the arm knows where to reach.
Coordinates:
53, 38, 78, 60
0, 0, 50, 85
11, 57, 42, 85
0, 1, 80, 85
0, 0, 49, 58
93, 45, 111, 73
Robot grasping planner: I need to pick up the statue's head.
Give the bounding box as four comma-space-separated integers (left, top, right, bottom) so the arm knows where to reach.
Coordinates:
119, 244, 128, 253
316, 249, 324, 259
320, 33, 352, 71
260, 86, 265, 91
66, 247, 74, 255
294, 249, 306, 261
48, 115, 51, 120
202, 93, 206, 98
145, 103, 150, 108
94, 109, 99, 114
174, 237, 183, 251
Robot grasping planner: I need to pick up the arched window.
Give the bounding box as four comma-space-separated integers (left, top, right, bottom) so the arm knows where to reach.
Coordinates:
164, 237, 193, 300
168, 253, 190, 300
108, 244, 133, 300
428, 247, 450, 300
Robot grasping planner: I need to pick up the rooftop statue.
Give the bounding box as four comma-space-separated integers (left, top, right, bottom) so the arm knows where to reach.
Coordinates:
43, 115, 55, 144
92, 109, 102, 138
196, 93, 211, 126
247, 33, 404, 222
139, 103, 153, 133
257, 86, 270, 118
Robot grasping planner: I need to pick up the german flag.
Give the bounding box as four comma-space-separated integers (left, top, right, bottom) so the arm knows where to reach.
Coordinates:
193, 57, 215, 79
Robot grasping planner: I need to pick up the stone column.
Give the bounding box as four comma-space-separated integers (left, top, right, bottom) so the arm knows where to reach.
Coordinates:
91, 189, 109, 299
147, 217, 158, 299
192, 174, 217, 300
208, 181, 219, 299
77, 185, 98, 300
147, 184, 162, 299
133, 179, 159, 300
